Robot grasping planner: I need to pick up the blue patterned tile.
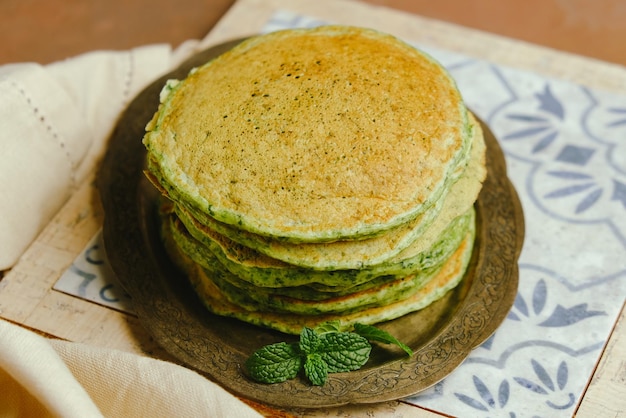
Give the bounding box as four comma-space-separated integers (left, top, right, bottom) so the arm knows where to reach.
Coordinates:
54, 230, 134, 315
555, 144, 595, 165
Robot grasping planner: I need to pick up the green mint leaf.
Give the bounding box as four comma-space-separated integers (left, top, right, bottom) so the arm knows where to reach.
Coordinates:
246, 323, 407, 386
245, 342, 302, 384
313, 320, 342, 334
304, 353, 329, 386
317, 332, 371, 373
353, 323, 413, 356
299, 327, 320, 353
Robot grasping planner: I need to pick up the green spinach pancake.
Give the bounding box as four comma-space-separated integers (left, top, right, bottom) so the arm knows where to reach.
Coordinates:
143, 25, 486, 334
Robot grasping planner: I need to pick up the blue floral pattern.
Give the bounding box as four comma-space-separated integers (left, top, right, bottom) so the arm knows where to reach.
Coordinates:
53, 230, 133, 314
55, 11, 626, 417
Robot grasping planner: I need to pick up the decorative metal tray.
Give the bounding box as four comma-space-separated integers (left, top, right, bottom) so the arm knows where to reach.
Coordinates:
98, 39, 524, 408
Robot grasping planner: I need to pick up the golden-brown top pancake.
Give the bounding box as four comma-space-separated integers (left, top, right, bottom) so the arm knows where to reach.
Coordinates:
144, 25, 471, 242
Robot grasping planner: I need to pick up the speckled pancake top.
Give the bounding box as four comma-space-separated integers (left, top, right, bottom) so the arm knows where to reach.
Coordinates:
143, 25, 470, 241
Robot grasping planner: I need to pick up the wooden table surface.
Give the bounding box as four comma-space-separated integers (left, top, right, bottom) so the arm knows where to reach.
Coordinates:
1, 1, 625, 417
2, 0, 626, 67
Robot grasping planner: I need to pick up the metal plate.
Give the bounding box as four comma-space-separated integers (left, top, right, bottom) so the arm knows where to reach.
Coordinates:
98, 39, 525, 408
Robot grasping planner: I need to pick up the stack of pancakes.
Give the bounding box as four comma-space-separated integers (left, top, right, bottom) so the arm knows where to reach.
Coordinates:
142, 26, 486, 335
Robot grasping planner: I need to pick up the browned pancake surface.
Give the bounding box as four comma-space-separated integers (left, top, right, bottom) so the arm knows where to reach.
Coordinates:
144, 26, 470, 241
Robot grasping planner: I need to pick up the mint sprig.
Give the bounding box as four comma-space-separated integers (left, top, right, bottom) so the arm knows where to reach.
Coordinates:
245, 322, 412, 385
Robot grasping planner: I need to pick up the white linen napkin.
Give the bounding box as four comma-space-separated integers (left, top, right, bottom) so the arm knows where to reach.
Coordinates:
0, 39, 199, 270
0, 319, 262, 417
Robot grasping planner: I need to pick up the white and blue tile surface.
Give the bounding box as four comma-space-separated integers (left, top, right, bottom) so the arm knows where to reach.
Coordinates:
56, 11, 626, 417
54, 230, 133, 315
